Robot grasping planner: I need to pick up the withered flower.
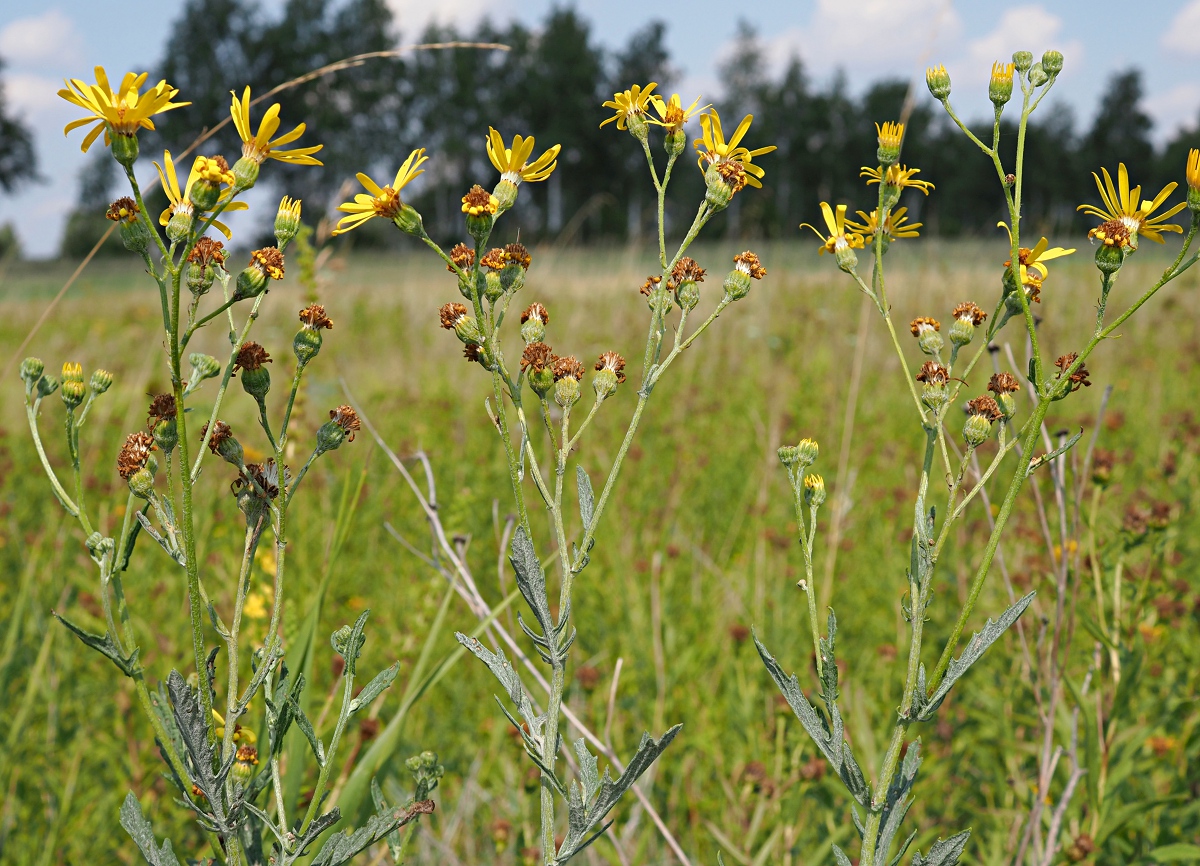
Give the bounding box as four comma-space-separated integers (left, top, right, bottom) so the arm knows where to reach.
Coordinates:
1055, 353, 1092, 391
639, 275, 662, 296
520, 342, 554, 372
595, 351, 626, 383
147, 393, 177, 426
521, 303, 549, 324
249, 247, 285, 280
668, 256, 705, 290
505, 243, 532, 269
480, 248, 507, 271
910, 317, 940, 336
440, 303, 469, 330
952, 302, 987, 325
552, 355, 585, 382
236, 459, 286, 500
117, 431, 155, 479
298, 303, 333, 329
105, 196, 139, 223
201, 420, 233, 455
987, 372, 1020, 395
328, 405, 361, 442
733, 250, 767, 279
234, 342, 272, 372
188, 236, 227, 267
448, 243, 475, 273
966, 395, 1003, 422
916, 361, 949, 385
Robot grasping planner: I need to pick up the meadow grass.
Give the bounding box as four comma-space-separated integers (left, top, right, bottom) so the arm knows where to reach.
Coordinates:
0, 239, 1197, 864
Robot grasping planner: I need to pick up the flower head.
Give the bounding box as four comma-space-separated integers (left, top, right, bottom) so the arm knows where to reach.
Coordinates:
1077, 163, 1184, 245
952, 302, 987, 326
988, 372, 1020, 395
504, 243, 532, 270
249, 248, 285, 281
521, 342, 554, 373
916, 361, 949, 385
910, 317, 940, 336
299, 304, 333, 330
999, 223, 1075, 279
801, 203, 866, 255
440, 303, 469, 330
154, 151, 248, 238
648, 93, 707, 133
59, 67, 188, 151
105, 197, 139, 223
639, 275, 662, 296
234, 342, 272, 372
522, 303, 549, 325
1188, 149, 1200, 193
1055, 353, 1092, 392
876, 121, 904, 152
552, 355, 585, 381
861, 164, 934, 195
693, 110, 776, 188
333, 148, 428, 236
595, 351, 626, 383
117, 431, 156, 480
462, 185, 499, 217
188, 237, 227, 267
201, 420, 234, 456
480, 248, 507, 270
966, 395, 1003, 422
147, 394, 177, 427
601, 83, 658, 130
487, 129, 560, 183
844, 207, 922, 241
733, 251, 767, 280
328, 405, 361, 442
230, 87, 323, 166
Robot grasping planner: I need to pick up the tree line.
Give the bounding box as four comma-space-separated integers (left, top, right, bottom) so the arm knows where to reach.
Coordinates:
2, 0, 1192, 256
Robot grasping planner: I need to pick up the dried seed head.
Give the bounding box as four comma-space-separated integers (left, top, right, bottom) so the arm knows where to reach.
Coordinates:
147, 393, 177, 424
966, 395, 1003, 422
117, 431, 156, 480
298, 304, 333, 330
915, 361, 949, 385
234, 342, 272, 372
987, 372, 1020, 395
1055, 353, 1092, 392
440, 303, 469, 330
640, 275, 662, 296
480, 248, 507, 271
521, 342, 554, 372
188, 236, 227, 267
952, 302, 987, 325
504, 243, 532, 269
250, 247, 285, 280
910, 317, 941, 336
521, 303, 549, 325
552, 355, 585, 382
328, 405, 361, 441
448, 243, 475, 273
668, 257, 705, 290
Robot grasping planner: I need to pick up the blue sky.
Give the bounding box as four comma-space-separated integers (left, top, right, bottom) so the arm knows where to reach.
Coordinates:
2, 0, 1198, 256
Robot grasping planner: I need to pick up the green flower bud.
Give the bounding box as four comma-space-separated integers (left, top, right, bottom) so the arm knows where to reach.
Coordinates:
37, 374, 59, 398
803, 474, 826, 508
295, 304, 333, 365
152, 418, 178, 453
554, 374, 581, 409
592, 351, 626, 401
274, 196, 302, 247
166, 211, 193, 244
834, 244, 859, 274
61, 362, 85, 408
188, 353, 221, 385
118, 217, 153, 253
529, 365, 554, 397
675, 279, 700, 311
111, 133, 139, 167
703, 164, 734, 211
778, 438, 819, 470
995, 391, 1017, 420
20, 357, 44, 389
89, 369, 113, 395
925, 65, 951, 100
963, 412, 992, 447
519, 302, 548, 344
1094, 242, 1125, 275
331, 623, 365, 662
241, 366, 270, 401
201, 420, 242, 466
665, 128, 687, 156
316, 420, 347, 453
1028, 63, 1048, 87
723, 269, 751, 301
492, 179, 519, 213
232, 746, 258, 786
949, 303, 985, 348
1012, 51, 1033, 73
917, 362, 949, 411
232, 156, 260, 191
393, 203, 423, 236
484, 270, 504, 303
1042, 50, 1063, 75
876, 121, 904, 167
128, 466, 156, 498
235, 265, 268, 299
189, 177, 220, 212
989, 62, 1014, 107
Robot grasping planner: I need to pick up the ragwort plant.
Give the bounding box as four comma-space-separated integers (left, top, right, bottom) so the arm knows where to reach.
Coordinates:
21, 70, 443, 864
758, 52, 1200, 866
328, 83, 773, 864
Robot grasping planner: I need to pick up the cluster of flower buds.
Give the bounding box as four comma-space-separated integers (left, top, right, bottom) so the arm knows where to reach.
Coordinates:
778, 438, 824, 509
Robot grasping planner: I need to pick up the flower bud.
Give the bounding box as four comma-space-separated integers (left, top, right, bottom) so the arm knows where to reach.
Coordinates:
1012, 51, 1033, 73
88, 367, 112, 393
803, 474, 826, 508
189, 178, 220, 212
107, 197, 149, 252
1041, 50, 1063, 75
20, 357, 44, 389
393, 203, 424, 236
152, 418, 178, 453
949, 303, 986, 348
316, 406, 360, 454
166, 211, 194, 244
128, 466, 156, 498
232, 746, 258, 786
925, 65, 951, 100
554, 375, 581, 409
188, 353, 221, 385
37, 374, 59, 398
778, 438, 819, 470
492, 179, 518, 213
676, 279, 700, 310
1028, 63, 1048, 87
963, 396, 1002, 447
111, 133, 139, 167
234, 342, 272, 402
232, 156, 260, 191
1094, 242, 1125, 275
703, 164, 734, 211
274, 196, 302, 247
834, 244, 859, 274
61, 362, 85, 409
665, 128, 687, 156
989, 62, 1014, 107
876, 121, 904, 167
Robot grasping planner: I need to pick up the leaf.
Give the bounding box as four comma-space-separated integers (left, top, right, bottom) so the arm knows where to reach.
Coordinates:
574, 738, 601, 803
135, 511, 185, 566
370, 778, 404, 862
875, 741, 921, 865
348, 662, 399, 715
1149, 844, 1200, 862
832, 844, 853, 866
166, 670, 233, 834
911, 830, 971, 866
293, 700, 325, 767
454, 633, 541, 735
917, 593, 1035, 721
1026, 428, 1083, 476
509, 527, 556, 648
819, 610, 839, 706
577, 465, 595, 531
119, 792, 182, 866
888, 830, 918, 866
310, 801, 435, 866
54, 612, 140, 677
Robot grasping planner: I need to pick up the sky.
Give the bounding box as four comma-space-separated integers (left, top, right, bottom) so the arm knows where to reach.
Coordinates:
1, 0, 1199, 257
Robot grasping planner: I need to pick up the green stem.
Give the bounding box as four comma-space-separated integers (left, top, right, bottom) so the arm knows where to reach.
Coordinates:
24, 399, 79, 517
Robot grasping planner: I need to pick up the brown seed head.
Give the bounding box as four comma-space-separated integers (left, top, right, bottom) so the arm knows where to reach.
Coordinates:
234, 342, 272, 372
329, 405, 360, 441
237, 459, 285, 500
915, 361, 949, 385
439, 302, 469, 329
910, 316, 940, 336
521, 303, 549, 325
669, 257, 705, 290
463, 344, 483, 364
552, 355, 585, 381
987, 372, 1020, 395
1123, 505, 1149, 536
952, 302, 987, 325
595, 351, 626, 383
118, 431, 156, 479
105, 196, 139, 223
1089, 218, 1131, 248
480, 248, 507, 271
147, 394, 177, 427
298, 303, 333, 329
448, 243, 475, 273
504, 243, 532, 269
188, 236, 227, 267
520, 342, 553, 372
201, 420, 233, 455
639, 275, 662, 296
733, 250, 767, 279
1055, 353, 1091, 391
250, 247, 285, 280
715, 160, 748, 191
966, 395, 1003, 421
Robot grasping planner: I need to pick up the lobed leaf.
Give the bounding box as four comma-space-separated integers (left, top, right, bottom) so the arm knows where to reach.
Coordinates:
119, 793, 182, 866
911, 829, 971, 866
54, 612, 140, 677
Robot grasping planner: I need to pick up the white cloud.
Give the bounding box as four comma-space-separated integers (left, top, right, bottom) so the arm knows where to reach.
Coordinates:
4, 72, 73, 119
0, 10, 83, 70
958, 6, 1084, 87
1162, 0, 1200, 56
1145, 82, 1200, 141
384, 0, 508, 35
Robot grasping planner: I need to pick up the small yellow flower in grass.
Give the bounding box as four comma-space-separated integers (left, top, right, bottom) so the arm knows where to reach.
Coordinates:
1077, 163, 1184, 246
600, 82, 658, 131
693, 109, 776, 189
844, 207, 922, 242
487, 128, 561, 183
154, 151, 248, 240
59, 67, 188, 158
230, 87, 324, 167
648, 93, 707, 133
333, 148, 428, 236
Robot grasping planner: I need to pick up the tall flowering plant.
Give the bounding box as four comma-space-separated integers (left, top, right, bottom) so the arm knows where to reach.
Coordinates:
24, 69, 442, 864
760, 50, 1199, 866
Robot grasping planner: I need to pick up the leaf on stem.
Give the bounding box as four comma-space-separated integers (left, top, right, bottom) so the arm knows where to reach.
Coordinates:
119, 792, 183, 866
53, 612, 140, 677
309, 800, 435, 866
508, 527, 559, 661
348, 661, 399, 715
454, 633, 544, 745
577, 465, 595, 531
166, 670, 235, 834
874, 740, 921, 865
911, 829, 971, 866
916, 592, 1035, 721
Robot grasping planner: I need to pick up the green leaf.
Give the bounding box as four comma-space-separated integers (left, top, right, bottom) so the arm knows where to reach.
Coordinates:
310, 802, 435, 866
912, 830, 971, 866
1149, 844, 1200, 862
118, 792, 182, 866
577, 465, 595, 530
1079, 615, 1118, 651
54, 612, 140, 677
348, 661, 399, 715
509, 527, 556, 649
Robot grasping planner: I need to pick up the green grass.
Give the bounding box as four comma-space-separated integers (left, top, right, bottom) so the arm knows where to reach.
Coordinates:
0, 239, 1197, 864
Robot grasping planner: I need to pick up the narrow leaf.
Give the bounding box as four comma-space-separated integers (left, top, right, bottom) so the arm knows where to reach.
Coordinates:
54, 612, 140, 677
912, 830, 971, 866
348, 661, 399, 715
577, 465, 595, 530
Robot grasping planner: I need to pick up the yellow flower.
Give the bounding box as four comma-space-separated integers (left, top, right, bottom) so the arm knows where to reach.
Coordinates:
1186, 148, 1200, 192
693, 110, 777, 188
600, 82, 658, 130
332, 148, 428, 236
876, 121, 904, 151
998, 222, 1074, 279
845, 206, 922, 241
801, 202, 866, 255
195, 156, 234, 185
486, 128, 560, 183
154, 151, 247, 239
648, 93, 707, 133
1077, 163, 1184, 244
861, 164, 935, 195
229, 87, 323, 166
59, 67, 188, 152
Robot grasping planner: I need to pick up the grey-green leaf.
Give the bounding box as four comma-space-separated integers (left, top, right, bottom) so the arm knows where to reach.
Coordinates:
509, 527, 556, 648
576, 465, 595, 530
912, 829, 971, 866
348, 661, 399, 715
119, 792, 182, 866
54, 612, 140, 677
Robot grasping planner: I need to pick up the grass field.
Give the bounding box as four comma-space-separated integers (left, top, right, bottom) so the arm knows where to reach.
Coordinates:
0, 237, 1197, 865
